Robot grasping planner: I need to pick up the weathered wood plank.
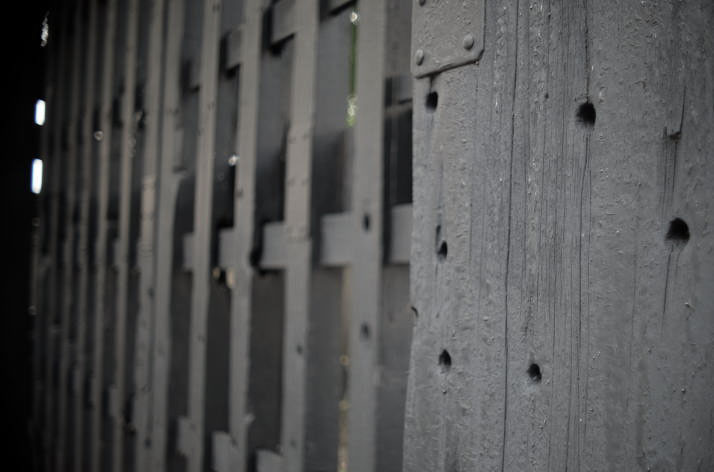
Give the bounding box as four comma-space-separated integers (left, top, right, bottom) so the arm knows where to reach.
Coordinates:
42, 4, 71, 470
148, 0, 186, 470
347, 0, 387, 470
90, 1, 119, 470
219, 0, 264, 470
55, 5, 86, 470
404, 1, 714, 471
73, 2, 100, 471
280, 2, 319, 471
132, 0, 166, 470
111, 1, 140, 470
182, 0, 222, 470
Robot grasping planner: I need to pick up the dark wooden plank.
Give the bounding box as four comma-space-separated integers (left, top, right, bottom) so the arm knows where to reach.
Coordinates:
270, 0, 295, 45
132, 0, 166, 470
56, 5, 86, 470
148, 0, 189, 470
73, 2, 100, 471
90, 1, 119, 470
182, 1, 222, 470
388, 204, 411, 265
42, 4, 71, 470
110, 1, 140, 470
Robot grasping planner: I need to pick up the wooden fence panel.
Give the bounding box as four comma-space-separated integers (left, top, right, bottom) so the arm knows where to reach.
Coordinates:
35, 2, 416, 472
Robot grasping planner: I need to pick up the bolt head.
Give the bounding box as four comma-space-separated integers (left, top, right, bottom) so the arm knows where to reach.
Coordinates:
415, 49, 425, 65
463, 34, 475, 50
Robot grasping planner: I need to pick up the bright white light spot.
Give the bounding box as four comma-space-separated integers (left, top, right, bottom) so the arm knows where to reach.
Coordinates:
35, 99, 46, 126
41, 14, 49, 47
228, 154, 239, 166
31, 159, 43, 194
350, 11, 359, 25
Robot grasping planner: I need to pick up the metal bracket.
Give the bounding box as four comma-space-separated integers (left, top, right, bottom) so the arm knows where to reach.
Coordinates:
411, 0, 485, 78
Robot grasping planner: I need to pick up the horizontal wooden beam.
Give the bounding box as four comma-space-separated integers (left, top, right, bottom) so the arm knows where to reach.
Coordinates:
319, 212, 352, 267
260, 222, 287, 269
256, 449, 283, 472
223, 28, 242, 71
271, 0, 295, 45
212, 431, 239, 472
218, 228, 235, 269
257, 205, 412, 270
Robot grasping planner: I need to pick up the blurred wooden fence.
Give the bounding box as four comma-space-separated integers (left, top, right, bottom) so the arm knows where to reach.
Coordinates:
31, 1, 413, 471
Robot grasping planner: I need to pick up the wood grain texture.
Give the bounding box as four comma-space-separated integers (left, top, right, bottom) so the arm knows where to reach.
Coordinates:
226, 0, 263, 470
111, 1, 140, 470
73, 2, 100, 471
90, 1, 119, 470
41, 5, 70, 470
184, 0, 222, 470
404, 1, 714, 471
148, 1, 187, 470
56, 6, 86, 471
280, 2, 320, 470
132, 1, 166, 470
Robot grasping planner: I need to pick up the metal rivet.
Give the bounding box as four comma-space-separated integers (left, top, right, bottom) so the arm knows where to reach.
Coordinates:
415, 49, 425, 65
463, 34, 475, 50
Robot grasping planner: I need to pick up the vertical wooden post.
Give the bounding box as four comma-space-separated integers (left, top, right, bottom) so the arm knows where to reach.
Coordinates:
347, 1, 387, 470
403, 1, 714, 471
111, 1, 140, 470
149, 0, 185, 470
42, 4, 70, 470
183, 1, 222, 471
56, 5, 86, 470
225, 1, 263, 471
74, 2, 100, 471
280, 2, 319, 471
90, 1, 118, 470
132, 0, 166, 470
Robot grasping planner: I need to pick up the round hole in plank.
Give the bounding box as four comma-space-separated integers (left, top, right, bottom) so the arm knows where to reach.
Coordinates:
666, 217, 690, 244
426, 91, 438, 112
437, 241, 448, 261
362, 212, 371, 231
360, 322, 370, 340
527, 363, 542, 383
576, 101, 596, 127
438, 349, 452, 371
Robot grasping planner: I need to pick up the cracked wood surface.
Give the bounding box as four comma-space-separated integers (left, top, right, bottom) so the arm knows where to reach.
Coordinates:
404, 1, 714, 471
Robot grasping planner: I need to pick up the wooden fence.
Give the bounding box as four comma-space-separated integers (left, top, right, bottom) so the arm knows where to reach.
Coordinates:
32, 1, 413, 471
32, 1, 714, 472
